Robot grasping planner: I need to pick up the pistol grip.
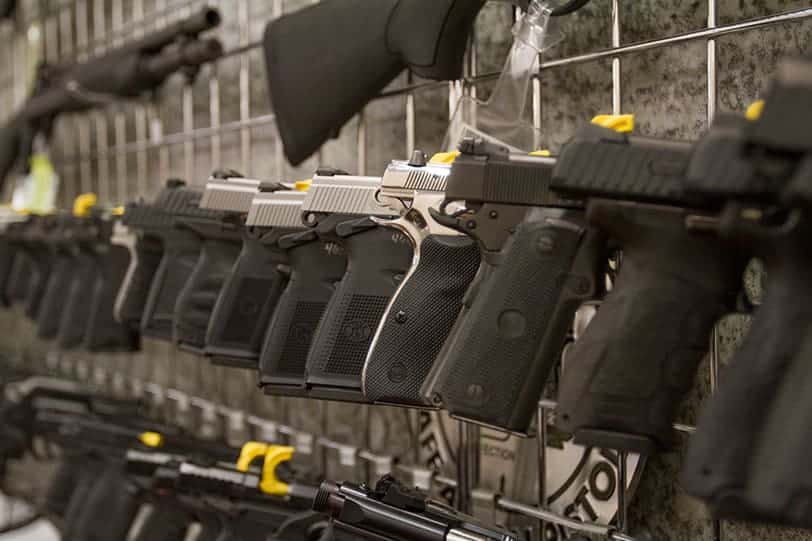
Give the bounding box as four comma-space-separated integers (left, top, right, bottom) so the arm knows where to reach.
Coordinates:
305, 226, 413, 400
363, 234, 479, 406
37, 255, 76, 339
259, 239, 347, 392
557, 201, 745, 453
204, 237, 289, 365
67, 466, 141, 541
56, 253, 98, 349
173, 238, 241, 352
5, 251, 33, 304
85, 244, 139, 352
746, 327, 812, 526
683, 216, 812, 517
115, 235, 163, 332
140, 233, 201, 340
43, 456, 84, 519
422, 207, 600, 433
23, 250, 52, 319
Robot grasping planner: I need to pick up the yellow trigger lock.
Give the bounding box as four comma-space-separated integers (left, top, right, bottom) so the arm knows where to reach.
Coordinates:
139, 432, 163, 448
237, 442, 271, 472
73, 193, 98, 218
236, 442, 295, 496
746, 100, 765, 121
294, 179, 312, 192
591, 114, 635, 133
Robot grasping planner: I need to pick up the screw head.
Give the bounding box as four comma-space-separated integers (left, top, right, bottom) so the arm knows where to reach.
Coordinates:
395, 311, 407, 324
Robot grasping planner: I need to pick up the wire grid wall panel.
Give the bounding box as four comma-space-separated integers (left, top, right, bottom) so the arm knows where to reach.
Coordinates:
1, 1, 812, 540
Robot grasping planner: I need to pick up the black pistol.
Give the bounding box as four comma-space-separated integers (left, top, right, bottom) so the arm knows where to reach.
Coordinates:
302, 172, 413, 402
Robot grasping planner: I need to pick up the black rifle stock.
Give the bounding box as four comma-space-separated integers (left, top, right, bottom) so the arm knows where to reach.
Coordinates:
550, 123, 745, 453
420, 139, 603, 434
257, 191, 348, 396
362, 158, 480, 406
263, 0, 485, 165
302, 174, 412, 402
0, 8, 222, 188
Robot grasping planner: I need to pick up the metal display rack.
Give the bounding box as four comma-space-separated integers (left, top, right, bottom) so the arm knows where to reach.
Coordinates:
2, 1, 811, 539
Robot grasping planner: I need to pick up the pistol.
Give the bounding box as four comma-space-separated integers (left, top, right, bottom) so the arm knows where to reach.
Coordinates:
255, 189, 349, 396
362, 154, 480, 406
36, 215, 78, 339
171, 173, 254, 353
6, 216, 54, 318
115, 198, 170, 334
3, 219, 36, 306
83, 217, 140, 352
681, 59, 812, 524
313, 475, 516, 541
200, 173, 291, 366
139, 180, 205, 341
302, 172, 413, 402
0, 212, 26, 306
420, 138, 603, 434
55, 217, 103, 349
550, 121, 746, 453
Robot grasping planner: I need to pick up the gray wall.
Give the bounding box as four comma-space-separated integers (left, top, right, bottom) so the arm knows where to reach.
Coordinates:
0, 1, 811, 540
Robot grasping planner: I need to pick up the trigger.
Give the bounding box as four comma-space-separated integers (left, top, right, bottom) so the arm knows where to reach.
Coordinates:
428, 207, 462, 233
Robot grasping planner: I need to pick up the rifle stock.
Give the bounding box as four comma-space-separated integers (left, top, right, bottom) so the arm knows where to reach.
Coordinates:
263, 0, 484, 165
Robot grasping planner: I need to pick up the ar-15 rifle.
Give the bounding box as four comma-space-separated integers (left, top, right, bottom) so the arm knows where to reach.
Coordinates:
0, 7, 222, 189
314, 474, 516, 541
361, 153, 480, 406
